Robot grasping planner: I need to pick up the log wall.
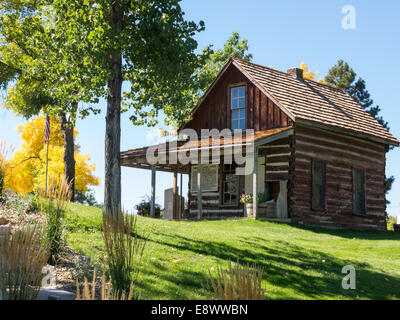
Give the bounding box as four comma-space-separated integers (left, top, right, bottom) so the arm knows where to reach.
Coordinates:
288, 124, 387, 230
259, 137, 291, 181
187, 165, 245, 219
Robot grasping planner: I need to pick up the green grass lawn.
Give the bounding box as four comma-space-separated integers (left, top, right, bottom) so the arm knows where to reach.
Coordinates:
65, 202, 400, 300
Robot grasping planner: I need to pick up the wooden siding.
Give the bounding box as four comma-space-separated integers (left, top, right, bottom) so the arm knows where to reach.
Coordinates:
288, 124, 387, 230
182, 64, 293, 134
187, 164, 244, 219
259, 137, 291, 181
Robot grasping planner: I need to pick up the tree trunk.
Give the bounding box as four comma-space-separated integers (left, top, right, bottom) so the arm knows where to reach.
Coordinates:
104, 3, 123, 216
59, 104, 77, 201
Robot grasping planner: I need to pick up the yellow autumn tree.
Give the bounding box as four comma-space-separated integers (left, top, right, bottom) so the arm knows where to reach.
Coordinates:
300, 61, 327, 84
5, 116, 100, 195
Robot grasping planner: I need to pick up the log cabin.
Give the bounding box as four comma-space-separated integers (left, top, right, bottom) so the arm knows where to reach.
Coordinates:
120, 57, 399, 230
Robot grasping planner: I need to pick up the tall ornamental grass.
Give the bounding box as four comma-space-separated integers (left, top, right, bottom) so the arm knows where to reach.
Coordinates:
102, 211, 147, 300
75, 269, 134, 300
203, 260, 266, 300
0, 225, 48, 300
41, 177, 72, 264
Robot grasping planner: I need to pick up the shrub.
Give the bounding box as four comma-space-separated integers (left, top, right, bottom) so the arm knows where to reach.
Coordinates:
203, 260, 266, 300
42, 177, 72, 265
75, 189, 103, 208
4, 192, 40, 221
135, 195, 160, 216
387, 215, 398, 231
0, 224, 49, 300
69, 256, 104, 283
75, 269, 133, 300
102, 211, 147, 299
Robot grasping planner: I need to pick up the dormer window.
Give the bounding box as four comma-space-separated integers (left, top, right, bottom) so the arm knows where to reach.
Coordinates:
231, 86, 246, 130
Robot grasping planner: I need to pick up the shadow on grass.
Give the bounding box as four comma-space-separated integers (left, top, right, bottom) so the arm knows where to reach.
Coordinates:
137, 262, 206, 300
287, 222, 400, 241
143, 231, 400, 300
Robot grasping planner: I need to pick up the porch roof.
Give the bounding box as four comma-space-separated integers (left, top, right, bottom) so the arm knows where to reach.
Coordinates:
120, 127, 293, 173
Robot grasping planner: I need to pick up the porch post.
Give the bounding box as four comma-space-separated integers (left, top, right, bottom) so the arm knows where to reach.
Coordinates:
197, 164, 202, 220
253, 147, 258, 219
179, 173, 183, 219
173, 170, 178, 220
150, 166, 156, 218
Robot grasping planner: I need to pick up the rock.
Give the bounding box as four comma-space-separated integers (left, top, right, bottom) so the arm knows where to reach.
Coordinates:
0, 216, 8, 226
0, 225, 9, 235
37, 288, 76, 300
0, 288, 76, 300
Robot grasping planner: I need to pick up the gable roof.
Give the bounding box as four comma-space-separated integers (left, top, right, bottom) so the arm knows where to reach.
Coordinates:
182, 57, 398, 146
231, 57, 399, 146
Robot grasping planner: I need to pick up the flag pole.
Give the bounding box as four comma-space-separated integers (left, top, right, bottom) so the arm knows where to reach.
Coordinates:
44, 114, 50, 197
45, 137, 49, 197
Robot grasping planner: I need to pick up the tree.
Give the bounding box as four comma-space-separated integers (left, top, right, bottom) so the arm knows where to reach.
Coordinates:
196, 31, 253, 96
84, 1, 205, 214
2, 1, 206, 214
0, 1, 103, 201
4, 116, 100, 195
325, 60, 394, 203
299, 62, 326, 84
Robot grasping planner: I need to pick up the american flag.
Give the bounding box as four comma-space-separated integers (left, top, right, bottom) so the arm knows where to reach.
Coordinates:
44, 115, 50, 144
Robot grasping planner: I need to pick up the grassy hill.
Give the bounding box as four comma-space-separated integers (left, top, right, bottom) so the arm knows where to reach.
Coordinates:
65, 202, 400, 300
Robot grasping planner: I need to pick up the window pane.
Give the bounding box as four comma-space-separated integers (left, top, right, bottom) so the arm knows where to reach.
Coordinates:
232, 109, 239, 120
231, 88, 238, 98
312, 161, 325, 209
238, 86, 245, 97
231, 98, 238, 109
239, 119, 245, 129
238, 97, 246, 108
232, 120, 238, 130
239, 108, 246, 119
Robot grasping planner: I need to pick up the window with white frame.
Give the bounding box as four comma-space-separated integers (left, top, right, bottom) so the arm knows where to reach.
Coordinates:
231, 86, 246, 130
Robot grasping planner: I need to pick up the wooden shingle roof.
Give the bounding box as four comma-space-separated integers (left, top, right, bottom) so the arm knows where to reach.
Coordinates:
232, 58, 399, 146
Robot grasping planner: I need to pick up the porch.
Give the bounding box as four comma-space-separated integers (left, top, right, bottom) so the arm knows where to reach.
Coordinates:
120, 127, 293, 220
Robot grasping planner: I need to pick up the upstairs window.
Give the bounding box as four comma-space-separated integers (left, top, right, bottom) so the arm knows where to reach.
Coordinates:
231, 86, 246, 130
312, 160, 326, 210
353, 169, 366, 214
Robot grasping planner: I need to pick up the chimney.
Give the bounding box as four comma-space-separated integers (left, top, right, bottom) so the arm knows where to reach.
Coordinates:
287, 67, 303, 80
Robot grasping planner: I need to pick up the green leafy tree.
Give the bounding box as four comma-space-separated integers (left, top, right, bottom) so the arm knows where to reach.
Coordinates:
0, 1, 104, 200
196, 31, 253, 96
1, 1, 205, 214
325, 60, 394, 202
50, 0, 205, 215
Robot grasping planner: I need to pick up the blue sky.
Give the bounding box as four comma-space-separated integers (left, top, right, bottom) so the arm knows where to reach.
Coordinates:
1, 0, 400, 217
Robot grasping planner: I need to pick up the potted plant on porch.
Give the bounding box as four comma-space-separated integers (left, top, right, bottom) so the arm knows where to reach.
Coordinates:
240, 193, 254, 218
